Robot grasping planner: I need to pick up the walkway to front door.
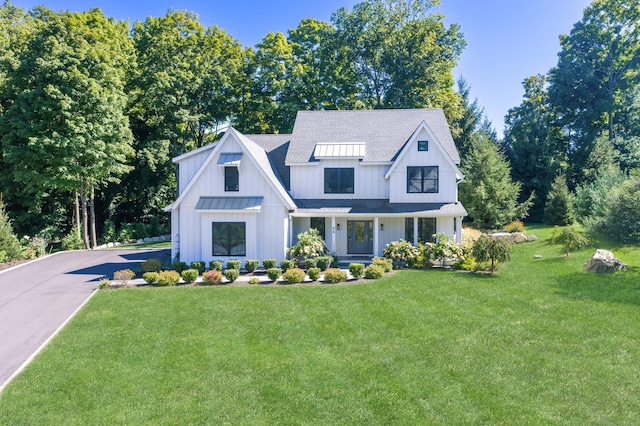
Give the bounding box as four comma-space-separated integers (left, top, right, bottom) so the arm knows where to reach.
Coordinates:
347, 220, 373, 254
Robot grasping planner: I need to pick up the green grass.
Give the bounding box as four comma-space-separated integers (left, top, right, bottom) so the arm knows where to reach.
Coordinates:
2, 227, 640, 424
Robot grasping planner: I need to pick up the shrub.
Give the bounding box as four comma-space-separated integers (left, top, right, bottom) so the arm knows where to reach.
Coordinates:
181, 269, 199, 283
372, 256, 393, 272
156, 270, 180, 286
0, 250, 6, 264
61, 229, 84, 251
248, 277, 260, 285
307, 267, 321, 281
102, 220, 116, 243
267, 267, 282, 281
263, 258, 278, 270
283, 267, 305, 284
113, 269, 135, 285
172, 261, 188, 274
304, 258, 317, 270
202, 270, 223, 285
245, 259, 260, 273
141, 258, 162, 273
280, 259, 293, 271
190, 261, 205, 274
223, 269, 240, 283
97, 278, 110, 289
226, 259, 241, 270
349, 263, 365, 279
315, 256, 333, 271
323, 268, 346, 284
383, 239, 419, 267
423, 233, 465, 269
288, 228, 327, 261
472, 234, 513, 274
364, 264, 384, 279
504, 220, 525, 233
209, 260, 224, 271
550, 226, 589, 257
142, 272, 158, 284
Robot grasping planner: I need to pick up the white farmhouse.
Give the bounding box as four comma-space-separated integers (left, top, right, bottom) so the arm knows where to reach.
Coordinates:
165, 109, 467, 264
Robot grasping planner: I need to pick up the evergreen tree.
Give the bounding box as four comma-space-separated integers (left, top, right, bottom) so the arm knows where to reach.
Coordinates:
459, 136, 534, 229
0, 198, 22, 261
543, 175, 575, 226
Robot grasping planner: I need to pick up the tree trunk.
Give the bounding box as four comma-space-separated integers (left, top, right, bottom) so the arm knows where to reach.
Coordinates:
90, 187, 97, 249
81, 190, 90, 249
74, 191, 81, 236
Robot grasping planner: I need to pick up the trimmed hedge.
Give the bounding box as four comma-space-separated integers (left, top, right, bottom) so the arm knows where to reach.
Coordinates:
171, 261, 188, 274
223, 269, 240, 283
142, 272, 158, 284
349, 263, 365, 279
323, 268, 346, 284
364, 264, 384, 279
372, 256, 393, 272
304, 258, 317, 269
280, 259, 293, 271
141, 258, 162, 273
190, 261, 205, 274
267, 267, 282, 281
263, 258, 278, 270
283, 267, 305, 284
316, 256, 333, 271
156, 270, 180, 286
202, 270, 223, 285
209, 260, 224, 271
307, 267, 321, 281
181, 269, 198, 283
245, 259, 260, 273
226, 260, 241, 270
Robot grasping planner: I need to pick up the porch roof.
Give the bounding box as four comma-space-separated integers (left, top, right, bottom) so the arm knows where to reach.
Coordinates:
195, 196, 263, 212
292, 199, 467, 216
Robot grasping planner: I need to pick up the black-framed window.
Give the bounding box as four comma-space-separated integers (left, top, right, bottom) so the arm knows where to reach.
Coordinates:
310, 217, 326, 240
407, 166, 438, 193
225, 167, 239, 191
212, 222, 245, 256
324, 168, 354, 194
405, 218, 436, 243
418, 140, 428, 151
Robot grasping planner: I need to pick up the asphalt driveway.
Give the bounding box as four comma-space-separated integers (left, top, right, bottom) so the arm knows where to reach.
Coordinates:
0, 249, 170, 390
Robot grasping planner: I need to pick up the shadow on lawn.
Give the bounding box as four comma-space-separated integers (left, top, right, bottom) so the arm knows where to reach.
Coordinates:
554, 268, 640, 307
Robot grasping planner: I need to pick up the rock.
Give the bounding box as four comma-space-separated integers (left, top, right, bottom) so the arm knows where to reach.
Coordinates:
491, 232, 512, 239
512, 232, 527, 243
107, 242, 114, 248
584, 249, 626, 274
533, 255, 542, 259
527, 235, 538, 242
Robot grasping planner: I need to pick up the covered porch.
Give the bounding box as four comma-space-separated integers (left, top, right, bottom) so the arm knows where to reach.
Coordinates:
289, 199, 466, 258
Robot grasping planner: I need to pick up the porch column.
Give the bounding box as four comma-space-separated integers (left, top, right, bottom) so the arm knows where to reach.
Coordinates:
456, 216, 463, 244
413, 217, 418, 246
288, 214, 293, 248
331, 216, 337, 253
373, 217, 379, 256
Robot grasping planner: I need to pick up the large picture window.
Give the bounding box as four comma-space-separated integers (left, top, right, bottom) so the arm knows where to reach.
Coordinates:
212, 222, 245, 256
407, 166, 438, 193
405, 218, 436, 243
225, 167, 239, 191
324, 168, 354, 194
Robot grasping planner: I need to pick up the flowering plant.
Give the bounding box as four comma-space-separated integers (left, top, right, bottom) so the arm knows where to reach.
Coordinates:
288, 228, 327, 261
423, 232, 466, 268
383, 239, 419, 267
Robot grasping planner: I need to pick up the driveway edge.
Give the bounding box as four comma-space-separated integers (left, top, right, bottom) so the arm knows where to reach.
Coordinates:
0, 288, 98, 394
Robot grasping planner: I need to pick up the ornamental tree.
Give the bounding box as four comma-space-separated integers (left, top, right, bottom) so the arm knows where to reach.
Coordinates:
472, 234, 512, 274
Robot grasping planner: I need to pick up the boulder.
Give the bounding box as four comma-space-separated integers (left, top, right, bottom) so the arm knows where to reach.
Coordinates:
491, 232, 512, 239
527, 235, 538, 242
512, 232, 527, 243
584, 249, 626, 274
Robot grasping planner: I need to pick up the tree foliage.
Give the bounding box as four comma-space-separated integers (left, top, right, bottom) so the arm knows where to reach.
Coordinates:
543, 175, 575, 226
459, 136, 533, 229
550, 226, 589, 257
472, 234, 512, 274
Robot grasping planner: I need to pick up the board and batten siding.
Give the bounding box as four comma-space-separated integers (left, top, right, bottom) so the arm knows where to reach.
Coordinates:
289, 160, 389, 199
388, 128, 459, 204
175, 136, 290, 264
177, 146, 215, 195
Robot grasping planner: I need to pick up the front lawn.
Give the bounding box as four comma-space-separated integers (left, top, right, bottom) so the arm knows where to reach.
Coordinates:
2, 227, 640, 424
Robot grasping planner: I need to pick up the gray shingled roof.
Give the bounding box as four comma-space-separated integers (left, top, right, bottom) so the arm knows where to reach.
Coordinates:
245, 134, 292, 191
293, 199, 467, 216
285, 109, 460, 164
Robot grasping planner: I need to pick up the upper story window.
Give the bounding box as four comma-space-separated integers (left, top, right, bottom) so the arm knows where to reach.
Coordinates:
324, 168, 354, 194
417, 140, 428, 151
407, 166, 438, 193
225, 166, 239, 192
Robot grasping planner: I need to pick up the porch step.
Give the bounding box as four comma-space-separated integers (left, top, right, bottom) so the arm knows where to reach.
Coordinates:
336, 256, 374, 268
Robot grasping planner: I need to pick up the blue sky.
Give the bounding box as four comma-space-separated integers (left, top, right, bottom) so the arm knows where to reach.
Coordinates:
12, 0, 592, 138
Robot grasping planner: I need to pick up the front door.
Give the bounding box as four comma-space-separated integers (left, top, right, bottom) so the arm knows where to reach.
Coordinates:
347, 220, 373, 254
